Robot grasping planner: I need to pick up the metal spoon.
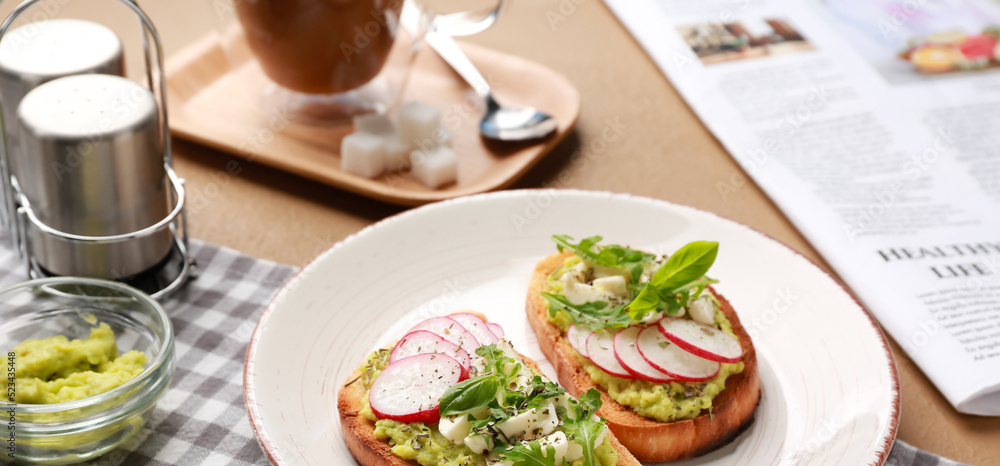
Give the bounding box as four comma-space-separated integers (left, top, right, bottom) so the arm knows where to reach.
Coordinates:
424, 30, 558, 141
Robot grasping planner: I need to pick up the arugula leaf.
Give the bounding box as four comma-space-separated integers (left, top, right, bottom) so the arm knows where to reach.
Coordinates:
500, 440, 561, 466
553, 235, 603, 262
560, 389, 606, 466
439, 375, 501, 417
512, 376, 565, 412
593, 246, 653, 283
572, 388, 603, 419
475, 344, 522, 384
525, 376, 564, 404
542, 294, 608, 319
542, 293, 633, 331
475, 344, 508, 365
552, 235, 654, 283
562, 417, 605, 466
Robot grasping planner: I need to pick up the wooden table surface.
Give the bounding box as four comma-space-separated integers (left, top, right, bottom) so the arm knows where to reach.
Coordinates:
20, 0, 997, 463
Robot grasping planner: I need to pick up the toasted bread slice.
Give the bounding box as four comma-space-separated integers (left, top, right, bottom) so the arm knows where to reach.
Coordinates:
338, 352, 641, 466
526, 250, 760, 462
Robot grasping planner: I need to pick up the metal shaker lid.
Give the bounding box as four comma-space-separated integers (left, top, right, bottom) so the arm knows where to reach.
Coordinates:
0, 19, 126, 212
0, 19, 122, 82
18, 73, 157, 140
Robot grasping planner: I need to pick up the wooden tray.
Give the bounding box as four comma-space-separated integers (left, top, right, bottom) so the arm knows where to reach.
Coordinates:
164, 33, 580, 206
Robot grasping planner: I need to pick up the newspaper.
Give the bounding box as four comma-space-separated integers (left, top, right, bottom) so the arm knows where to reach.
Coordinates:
605, 0, 1000, 415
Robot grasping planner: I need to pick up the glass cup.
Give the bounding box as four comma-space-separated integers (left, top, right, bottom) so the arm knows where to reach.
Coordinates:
211, 0, 503, 125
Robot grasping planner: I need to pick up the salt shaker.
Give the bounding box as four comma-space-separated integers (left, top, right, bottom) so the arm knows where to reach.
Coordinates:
16, 74, 172, 279
0, 19, 124, 178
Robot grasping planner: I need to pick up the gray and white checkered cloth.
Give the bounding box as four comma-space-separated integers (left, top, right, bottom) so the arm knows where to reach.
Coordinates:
0, 236, 968, 465
0, 237, 294, 466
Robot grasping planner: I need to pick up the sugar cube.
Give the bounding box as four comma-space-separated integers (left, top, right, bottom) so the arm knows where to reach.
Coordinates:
398, 102, 441, 149
383, 135, 411, 172
410, 126, 452, 156
341, 132, 386, 178
353, 113, 395, 135
410, 146, 457, 189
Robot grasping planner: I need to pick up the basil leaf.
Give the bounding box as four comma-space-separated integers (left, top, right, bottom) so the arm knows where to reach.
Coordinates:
626, 242, 717, 320
438, 375, 501, 417
626, 282, 661, 319
649, 241, 718, 291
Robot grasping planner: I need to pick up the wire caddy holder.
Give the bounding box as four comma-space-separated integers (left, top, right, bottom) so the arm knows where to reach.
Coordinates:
0, 0, 194, 299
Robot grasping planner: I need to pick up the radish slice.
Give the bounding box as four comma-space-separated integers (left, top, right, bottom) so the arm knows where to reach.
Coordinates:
566, 324, 591, 358
658, 318, 743, 364
369, 353, 465, 424
636, 326, 720, 382
389, 330, 471, 373
585, 329, 635, 379
409, 316, 481, 352
487, 322, 504, 339
449, 312, 500, 345
613, 326, 674, 383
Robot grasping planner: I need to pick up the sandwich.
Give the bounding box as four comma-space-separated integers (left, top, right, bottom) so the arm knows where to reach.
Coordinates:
338, 311, 641, 466
525, 236, 759, 462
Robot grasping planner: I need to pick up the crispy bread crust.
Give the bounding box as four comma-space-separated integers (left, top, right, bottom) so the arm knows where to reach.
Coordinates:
526, 250, 760, 462
337, 354, 641, 466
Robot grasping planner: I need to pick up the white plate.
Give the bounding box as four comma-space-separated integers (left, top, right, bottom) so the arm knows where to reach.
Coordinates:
245, 190, 899, 465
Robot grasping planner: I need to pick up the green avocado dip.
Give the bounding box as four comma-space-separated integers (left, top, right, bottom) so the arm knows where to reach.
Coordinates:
542, 236, 745, 423
356, 344, 618, 466
370, 417, 617, 466
10, 323, 148, 404
580, 348, 743, 422
374, 419, 485, 466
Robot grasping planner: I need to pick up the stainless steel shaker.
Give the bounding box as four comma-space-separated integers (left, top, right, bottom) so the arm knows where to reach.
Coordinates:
16, 74, 172, 279
0, 0, 194, 298
0, 19, 124, 183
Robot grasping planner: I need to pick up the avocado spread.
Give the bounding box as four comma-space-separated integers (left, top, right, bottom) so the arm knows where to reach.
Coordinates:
10, 323, 148, 404
356, 349, 618, 466
371, 417, 617, 466
545, 248, 745, 423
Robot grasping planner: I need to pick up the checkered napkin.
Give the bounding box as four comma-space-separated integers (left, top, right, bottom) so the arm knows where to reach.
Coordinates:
87, 241, 296, 466
886, 441, 969, 466
0, 236, 294, 466
0, 234, 967, 465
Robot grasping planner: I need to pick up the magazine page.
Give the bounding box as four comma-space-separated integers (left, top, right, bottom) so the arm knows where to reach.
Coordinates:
604, 0, 1000, 414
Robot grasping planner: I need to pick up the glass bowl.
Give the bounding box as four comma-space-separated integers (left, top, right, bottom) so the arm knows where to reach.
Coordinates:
0, 278, 174, 464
